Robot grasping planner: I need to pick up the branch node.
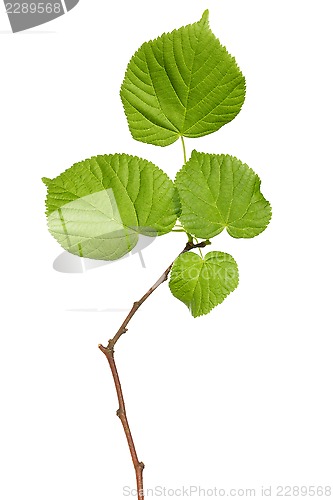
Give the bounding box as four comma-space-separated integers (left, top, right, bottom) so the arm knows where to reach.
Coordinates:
105, 339, 116, 352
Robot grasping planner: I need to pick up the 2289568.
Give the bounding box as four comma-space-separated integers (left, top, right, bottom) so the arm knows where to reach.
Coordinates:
5, 3, 62, 14
277, 486, 332, 496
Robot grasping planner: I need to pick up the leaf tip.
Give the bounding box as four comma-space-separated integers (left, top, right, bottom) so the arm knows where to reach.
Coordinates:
200, 9, 209, 25
42, 177, 51, 186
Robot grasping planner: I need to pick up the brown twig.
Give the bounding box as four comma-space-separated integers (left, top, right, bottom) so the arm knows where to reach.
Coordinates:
98, 239, 210, 500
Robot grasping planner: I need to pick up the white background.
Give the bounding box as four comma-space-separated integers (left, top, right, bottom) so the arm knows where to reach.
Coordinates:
1, 1, 333, 499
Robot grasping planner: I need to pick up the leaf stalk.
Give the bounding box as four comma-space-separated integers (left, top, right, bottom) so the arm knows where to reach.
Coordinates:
181, 136, 187, 164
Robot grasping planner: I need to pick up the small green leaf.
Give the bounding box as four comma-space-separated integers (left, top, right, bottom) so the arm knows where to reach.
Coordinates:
121, 10, 246, 147
169, 251, 239, 317
43, 154, 180, 260
175, 151, 272, 239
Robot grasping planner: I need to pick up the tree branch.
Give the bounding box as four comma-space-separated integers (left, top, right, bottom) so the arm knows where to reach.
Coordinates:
98, 344, 145, 497
98, 239, 210, 500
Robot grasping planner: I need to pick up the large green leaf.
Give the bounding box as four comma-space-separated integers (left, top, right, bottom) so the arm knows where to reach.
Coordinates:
42, 154, 180, 260
175, 151, 272, 239
120, 10, 246, 147
169, 251, 239, 317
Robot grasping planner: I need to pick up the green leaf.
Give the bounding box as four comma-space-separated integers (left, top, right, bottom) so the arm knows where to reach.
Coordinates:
120, 10, 246, 147
169, 251, 239, 317
42, 154, 180, 260
175, 151, 272, 239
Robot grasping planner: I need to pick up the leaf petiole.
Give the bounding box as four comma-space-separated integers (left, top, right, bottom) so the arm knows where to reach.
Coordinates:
186, 232, 194, 243
181, 136, 187, 164
193, 236, 204, 258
